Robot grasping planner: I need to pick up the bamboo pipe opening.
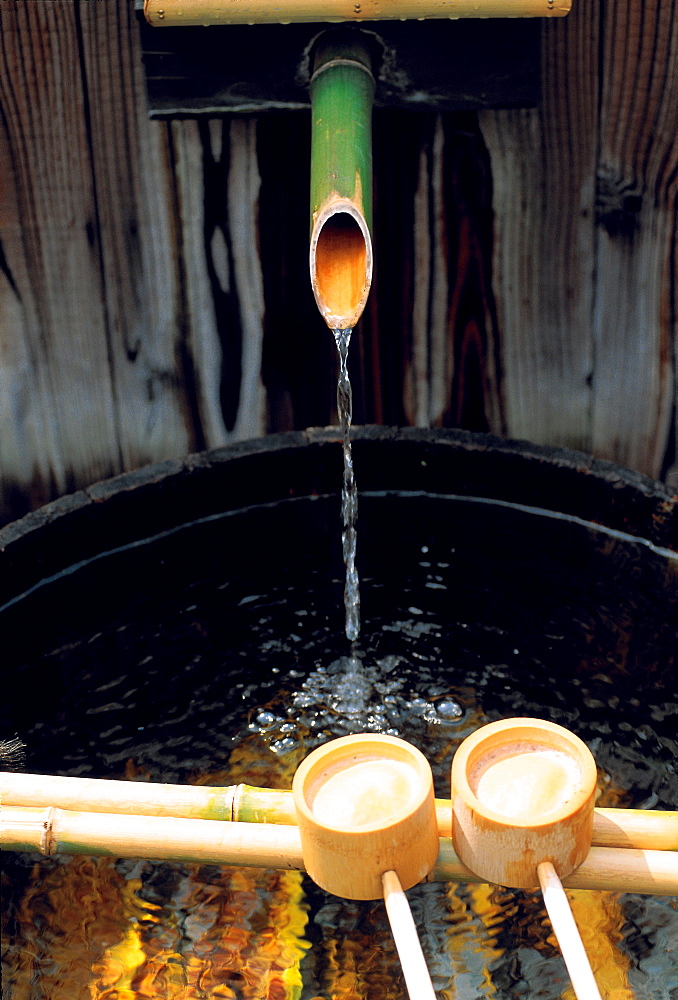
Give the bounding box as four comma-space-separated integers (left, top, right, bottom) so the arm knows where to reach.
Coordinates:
310, 201, 372, 330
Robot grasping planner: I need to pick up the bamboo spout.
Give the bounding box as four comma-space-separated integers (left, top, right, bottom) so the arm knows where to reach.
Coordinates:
309, 33, 374, 330
313, 208, 370, 328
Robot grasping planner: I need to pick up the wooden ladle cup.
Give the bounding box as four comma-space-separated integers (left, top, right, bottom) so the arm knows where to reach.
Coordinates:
451, 718, 603, 1000
292, 733, 439, 900
451, 717, 597, 889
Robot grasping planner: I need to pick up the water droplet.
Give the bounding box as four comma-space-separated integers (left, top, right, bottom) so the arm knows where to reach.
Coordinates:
256, 711, 277, 728
437, 700, 463, 720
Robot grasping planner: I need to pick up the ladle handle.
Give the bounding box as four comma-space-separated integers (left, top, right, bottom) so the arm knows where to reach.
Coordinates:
382, 870, 437, 1000
537, 862, 602, 1000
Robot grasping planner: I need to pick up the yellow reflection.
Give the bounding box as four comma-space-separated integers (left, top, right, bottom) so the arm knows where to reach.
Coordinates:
5, 725, 311, 1000
445, 883, 502, 997
9, 857, 129, 1000
92, 877, 158, 998
560, 891, 633, 1000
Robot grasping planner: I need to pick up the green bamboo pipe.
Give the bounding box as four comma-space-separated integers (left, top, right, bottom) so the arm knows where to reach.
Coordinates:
309, 33, 374, 331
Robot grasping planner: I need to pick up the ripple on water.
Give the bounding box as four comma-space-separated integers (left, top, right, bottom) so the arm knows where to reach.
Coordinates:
2, 536, 677, 998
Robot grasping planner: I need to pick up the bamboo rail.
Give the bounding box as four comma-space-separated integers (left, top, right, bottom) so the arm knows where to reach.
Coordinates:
3, 773, 676, 852
2, 806, 676, 896
144, 1, 572, 27
309, 33, 374, 331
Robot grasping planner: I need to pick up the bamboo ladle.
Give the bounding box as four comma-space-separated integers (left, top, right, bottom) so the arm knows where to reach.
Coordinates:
292, 733, 440, 1000
452, 718, 603, 1000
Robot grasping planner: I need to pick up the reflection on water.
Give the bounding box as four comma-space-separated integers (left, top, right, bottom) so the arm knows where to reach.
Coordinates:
3, 495, 678, 999
6, 857, 309, 1000
4, 637, 677, 1000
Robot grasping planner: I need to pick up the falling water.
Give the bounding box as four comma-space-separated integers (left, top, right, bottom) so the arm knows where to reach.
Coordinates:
333, 327, 360, 642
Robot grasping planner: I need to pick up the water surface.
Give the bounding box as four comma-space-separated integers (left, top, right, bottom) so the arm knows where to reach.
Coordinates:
2, 492, 677, 999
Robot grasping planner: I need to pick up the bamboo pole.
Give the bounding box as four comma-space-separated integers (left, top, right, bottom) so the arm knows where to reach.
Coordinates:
2, 807, 677, 896
590, 807, 678, 851
437, 800, 678, 852
1, 807, 305, 870
309, 32, 374, 331
430, 838, 678, 895
2, 774, 676, 852
382, 870, 438, 1000
144, 1, 571, 27
0, 771, 239, 821
537, 861, 602, 1000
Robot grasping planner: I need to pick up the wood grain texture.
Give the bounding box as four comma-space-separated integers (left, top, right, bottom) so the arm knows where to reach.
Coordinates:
592, 0, 677, 477
0, 2, 120, 520
481, 0, 677, 478
0, 0, 196, 523
170, 116, 267, 446
76, 1, 196, 467
1, 0, 676, 525
479, 3, 599, 455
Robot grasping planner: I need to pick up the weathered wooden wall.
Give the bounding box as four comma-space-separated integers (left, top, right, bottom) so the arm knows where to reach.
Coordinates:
1, 0, 676, 525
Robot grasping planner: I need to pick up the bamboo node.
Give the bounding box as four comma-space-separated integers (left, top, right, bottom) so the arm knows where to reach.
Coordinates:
229, 784, 242, 821
43, 807, 56, 856
310, 58, 375, 87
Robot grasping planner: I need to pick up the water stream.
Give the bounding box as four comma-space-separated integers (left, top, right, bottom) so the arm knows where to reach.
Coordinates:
333, 328, 360, 643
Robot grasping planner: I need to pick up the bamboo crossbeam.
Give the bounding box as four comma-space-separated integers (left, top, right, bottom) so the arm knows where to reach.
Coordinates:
2, 806, 677, 896
2, 772, 676, 852
144, 1, 572, 27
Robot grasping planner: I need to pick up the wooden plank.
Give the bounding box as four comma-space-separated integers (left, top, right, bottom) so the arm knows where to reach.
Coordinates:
0, 2, 120, 522
478, 3, 600, 456
168, 118, 228, 447
76, 1, 198, 468
170, 117, 267, 446
2, 0, 675, 529
226, 118, 267, 440
367, 110, 429, 428
256, 112, 337, 432
409, 115, 447, 427
592, 0, 677, 478
406, 114, 504, 435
